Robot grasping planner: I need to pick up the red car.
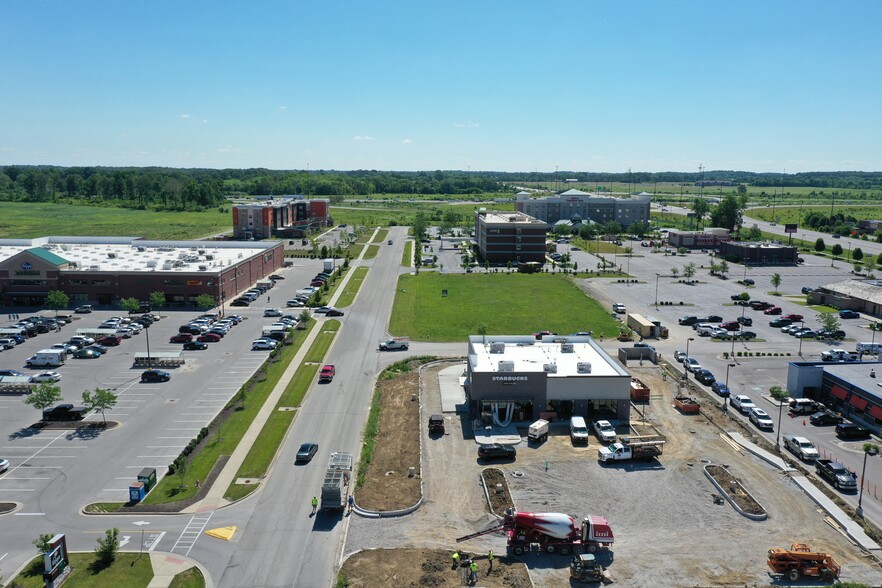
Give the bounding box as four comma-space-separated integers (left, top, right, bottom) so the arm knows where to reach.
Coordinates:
170, 333, 193, 343
783, 314, 804, 321
319, 364, 336, 382
720, 321, 740, 331
97, 335, 122, 346
764, 306, 782, 315
310, 280, 326, 287
197, 333, 222, 343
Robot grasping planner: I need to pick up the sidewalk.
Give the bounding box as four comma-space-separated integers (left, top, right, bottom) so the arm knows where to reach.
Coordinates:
729, 431, 882, 556
148, 552, 214, 588
184, 228, 378, 513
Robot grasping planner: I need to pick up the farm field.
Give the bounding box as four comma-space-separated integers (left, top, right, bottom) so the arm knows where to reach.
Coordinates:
389, 273, 619, 341
0, 202, 230, 239
744, 204, 882, 225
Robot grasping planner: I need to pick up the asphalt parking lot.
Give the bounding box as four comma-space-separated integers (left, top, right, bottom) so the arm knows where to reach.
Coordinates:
0, 258, 331, 508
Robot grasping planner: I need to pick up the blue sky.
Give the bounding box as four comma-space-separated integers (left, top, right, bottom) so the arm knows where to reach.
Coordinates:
2, 1, 881, 172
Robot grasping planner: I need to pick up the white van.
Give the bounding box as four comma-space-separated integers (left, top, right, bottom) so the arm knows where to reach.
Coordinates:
570, 416, 590, 445
856, 342, 882, 355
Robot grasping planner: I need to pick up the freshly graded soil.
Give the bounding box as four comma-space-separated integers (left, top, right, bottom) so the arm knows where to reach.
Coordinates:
339, 548, 531, 588
355, 370, 422, 511
482, 468, 514, 516
707, 464, 766, 515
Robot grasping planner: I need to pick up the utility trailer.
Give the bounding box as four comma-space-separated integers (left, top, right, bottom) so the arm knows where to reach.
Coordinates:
320, 452, 353, 512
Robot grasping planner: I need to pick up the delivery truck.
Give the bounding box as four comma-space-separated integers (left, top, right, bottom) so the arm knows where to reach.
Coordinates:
26, 349, 67, 368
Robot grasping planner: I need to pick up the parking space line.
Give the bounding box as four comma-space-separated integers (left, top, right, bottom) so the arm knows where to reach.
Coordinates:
147, 445, 186, 448
0, 489, 35, 492
137, 455, 179, 459
173, 420, 206, 423
156, 436, 193, 439
2, 476, 49, 480
26, 455, 77, 459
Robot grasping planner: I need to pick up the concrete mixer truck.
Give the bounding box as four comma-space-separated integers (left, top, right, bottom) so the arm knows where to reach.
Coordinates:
456, 509, 614, 556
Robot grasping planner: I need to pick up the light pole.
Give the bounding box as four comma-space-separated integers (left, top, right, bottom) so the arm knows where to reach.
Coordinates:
797, 320, 806, 356
857, 444, 879, 518
724, 363, 735, 412
685, 337, 695, 379
872, 322, 879, 346
144, 322, 152, 371
655, 272, 656, 306
220, 292, 226, 318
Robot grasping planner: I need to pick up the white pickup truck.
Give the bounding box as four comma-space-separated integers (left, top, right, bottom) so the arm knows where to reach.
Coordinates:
597, 435, 665, 463
378, 338, 409, 351
821, 349, 859, 362
783, 434, 819, 461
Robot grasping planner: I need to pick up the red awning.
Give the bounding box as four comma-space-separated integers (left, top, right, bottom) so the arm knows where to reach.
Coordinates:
830, 385, 848, 400
850, 395, 868, 411
869, 405, 882, 420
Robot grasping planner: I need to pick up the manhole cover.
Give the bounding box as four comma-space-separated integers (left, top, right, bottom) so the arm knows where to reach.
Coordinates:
511, 471, 524, 477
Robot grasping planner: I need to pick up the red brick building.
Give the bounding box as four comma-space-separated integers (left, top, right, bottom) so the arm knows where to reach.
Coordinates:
232, 198, 331, 239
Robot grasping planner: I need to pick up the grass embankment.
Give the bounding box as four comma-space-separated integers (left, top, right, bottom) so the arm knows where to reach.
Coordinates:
402, 240, 413, 267
389, 273, 620, 341
363, 244, 380, 259
371, 228, 389, 243
225, 319, 341, 499
10, 552, 203, 588
0, 202, 229, 240
138, 323, 316, 505
335, 267, 368, 308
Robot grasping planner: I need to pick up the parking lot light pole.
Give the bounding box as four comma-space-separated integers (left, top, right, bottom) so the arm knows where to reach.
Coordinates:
144, 322, 152, 371
685, 337, 695, 380
797, 320, 806, 356
724, 363, 735, 412
654, 273, 660, 306
857, 444, 879, 518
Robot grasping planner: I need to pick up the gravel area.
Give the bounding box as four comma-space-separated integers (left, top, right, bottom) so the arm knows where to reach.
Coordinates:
344, 362, 882, 587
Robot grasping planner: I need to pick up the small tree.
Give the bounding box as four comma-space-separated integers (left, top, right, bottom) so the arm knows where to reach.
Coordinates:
817, 312, 841, 334
149, 291, 166, 309
814, 238, 826, 253
476, 323, 488, 344
831, 243, 843, 259
298, 309, 311, 324
853, 247, 864, 262
670, 267, 679, 278
82, 387, 117, 425
33, 533, 54, 554
771, 272, 782, 294
195, 294, 215, 309
746, 225, 763, 241
23, 383, 63, 413
45, 290, 70, 316
718, 260, 729, 279
320, 245, 329, 258
120, 297, 140, 313
682, 262, 696, 281
94, 527, 120, 566
854, 262, 863, 274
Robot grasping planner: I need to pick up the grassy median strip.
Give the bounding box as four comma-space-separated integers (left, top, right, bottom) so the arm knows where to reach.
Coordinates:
336, 267, 368, 308
371, 228, 389, 243
225, 320, 341, 498
402, 240, 413, 267
363, 244, 380, 259
137, 323, 316, 505
12, 553, 156, 588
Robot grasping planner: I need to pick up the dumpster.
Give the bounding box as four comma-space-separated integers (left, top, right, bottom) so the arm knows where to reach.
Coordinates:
129, 482, 146, 504
138, 467, 157, 493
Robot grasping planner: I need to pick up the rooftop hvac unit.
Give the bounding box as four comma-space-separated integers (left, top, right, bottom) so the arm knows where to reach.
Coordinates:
543, 363, 558, 373
89, 265, 100, 271
489, 342, 505, 354
198, 265, 208, 271
162, 262, 174, 270
577, 362, 592, 374
137, 246, 146, 252
146, 260, 158, 268
107, 252, 117, 259
61, 245, 70, 251
497, 360, 515, 372
205, 254, 214, 261
561, 343, 574, 353
198, 249, 206, 255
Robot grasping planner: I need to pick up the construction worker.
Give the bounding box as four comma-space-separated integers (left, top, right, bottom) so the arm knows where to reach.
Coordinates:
311, 496, 318, 514
451, 550, 460, 569
469, 560, 478, 584
487, 549, 494, 573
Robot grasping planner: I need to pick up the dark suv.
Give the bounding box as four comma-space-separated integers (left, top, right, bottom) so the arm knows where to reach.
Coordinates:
141, 370, 171, 383
836, 423, 871, 439
477, 444, 517, 461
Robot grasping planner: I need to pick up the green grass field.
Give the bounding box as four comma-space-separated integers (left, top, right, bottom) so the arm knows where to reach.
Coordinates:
389, 273, 620, 341
371, 228, 389, 242
12, 553, 157, 588
402, 240, 413, 267
0, 202, 230, 239
336, 267, 368, 307
744, 204, 882, 225
363, 244, 380, 259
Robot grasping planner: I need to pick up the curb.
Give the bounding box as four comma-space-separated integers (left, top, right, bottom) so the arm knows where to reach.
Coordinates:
703, 464, 768, 521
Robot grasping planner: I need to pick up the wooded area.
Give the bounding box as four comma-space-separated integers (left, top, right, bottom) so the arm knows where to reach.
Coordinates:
2, 166, 882, 213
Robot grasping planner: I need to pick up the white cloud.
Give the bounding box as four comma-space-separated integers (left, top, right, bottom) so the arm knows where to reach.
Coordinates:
278, 106, 287, 111
1, 146, 16, 152
202, 119, 208, 124
401, 138, 412, 144
469, 120, 479, 127
354, 135, 374, 141
178, 113, 192, 119
454, 123, 465, 128
454, 121, 480, 128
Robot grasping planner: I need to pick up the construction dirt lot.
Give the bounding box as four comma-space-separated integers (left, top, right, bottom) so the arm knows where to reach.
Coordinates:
342, 362, 882, 587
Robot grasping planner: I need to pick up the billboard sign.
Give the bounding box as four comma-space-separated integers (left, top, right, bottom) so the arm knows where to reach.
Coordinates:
43, 533, 69, 581
784, 224, 798, 234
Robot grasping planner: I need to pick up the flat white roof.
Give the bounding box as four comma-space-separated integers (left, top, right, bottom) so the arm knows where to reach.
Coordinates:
478, 211, 547, 225
469, 335, 625, 377
0, 237, 277, 274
